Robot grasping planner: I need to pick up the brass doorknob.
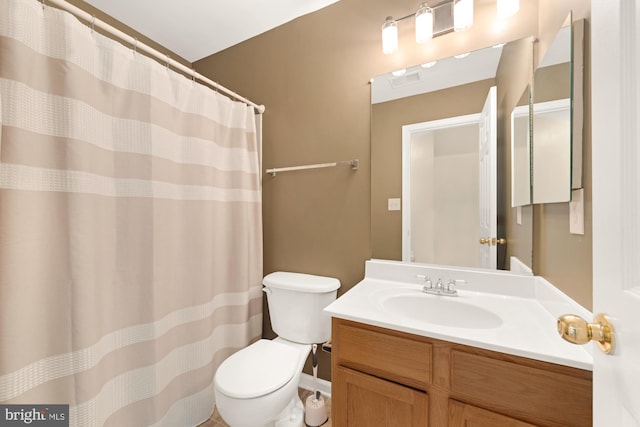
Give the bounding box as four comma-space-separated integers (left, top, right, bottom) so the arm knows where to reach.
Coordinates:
479, 237, 507, 245
557, 313, 615, 354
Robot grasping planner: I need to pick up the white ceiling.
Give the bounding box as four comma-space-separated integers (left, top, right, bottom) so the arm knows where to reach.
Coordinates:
84, 0, 341, 63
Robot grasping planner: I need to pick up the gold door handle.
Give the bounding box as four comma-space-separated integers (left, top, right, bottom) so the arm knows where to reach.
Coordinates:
557, 313, 615, 354
479, 237, 507, 245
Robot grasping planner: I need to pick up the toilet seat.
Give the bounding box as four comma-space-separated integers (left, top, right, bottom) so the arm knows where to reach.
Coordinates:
215, 339, 299, 399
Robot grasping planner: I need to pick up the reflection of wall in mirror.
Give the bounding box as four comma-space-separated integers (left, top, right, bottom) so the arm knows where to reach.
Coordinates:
534, 63, 570, 102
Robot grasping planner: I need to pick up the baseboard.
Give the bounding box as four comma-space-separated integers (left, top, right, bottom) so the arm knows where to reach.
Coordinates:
299, 373, 332, 398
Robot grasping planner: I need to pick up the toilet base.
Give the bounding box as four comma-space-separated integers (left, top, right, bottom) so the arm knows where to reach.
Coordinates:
274, 394, 304, 427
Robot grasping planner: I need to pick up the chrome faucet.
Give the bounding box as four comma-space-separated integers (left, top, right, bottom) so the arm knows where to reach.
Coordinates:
416, 275, 465, 297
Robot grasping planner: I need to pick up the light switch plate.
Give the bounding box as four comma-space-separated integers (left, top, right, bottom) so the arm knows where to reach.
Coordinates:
570, 189, 585, 235
388, 198, 401, 211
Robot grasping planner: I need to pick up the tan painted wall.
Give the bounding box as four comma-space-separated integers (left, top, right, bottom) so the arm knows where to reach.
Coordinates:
194, 0, 591, 379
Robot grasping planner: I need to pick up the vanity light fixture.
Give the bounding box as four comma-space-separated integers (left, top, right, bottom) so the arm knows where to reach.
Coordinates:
421, 61, 437, 68
382, 0, 474, 55
392, 69, 407, 76
453, 0, 473, 31
496, 0, 520, 19
454, 52, 470, 58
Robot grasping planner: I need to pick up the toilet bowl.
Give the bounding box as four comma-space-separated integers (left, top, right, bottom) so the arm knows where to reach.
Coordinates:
214, 338, 310, 427
213, 272, 340, 427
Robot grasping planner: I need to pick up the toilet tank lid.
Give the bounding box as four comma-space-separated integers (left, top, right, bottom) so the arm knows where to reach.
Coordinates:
263, 272, 340, 293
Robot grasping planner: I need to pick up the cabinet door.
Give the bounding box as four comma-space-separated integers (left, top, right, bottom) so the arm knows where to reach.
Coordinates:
449, 400, 537, 427
334, 366, 428, 426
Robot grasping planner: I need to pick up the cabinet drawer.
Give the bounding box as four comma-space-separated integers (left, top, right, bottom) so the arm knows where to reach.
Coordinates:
333, 319, 432, 390
450, 350, 592, 427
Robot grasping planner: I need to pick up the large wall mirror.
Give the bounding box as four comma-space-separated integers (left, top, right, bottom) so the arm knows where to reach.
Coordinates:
370, 37, 533, 271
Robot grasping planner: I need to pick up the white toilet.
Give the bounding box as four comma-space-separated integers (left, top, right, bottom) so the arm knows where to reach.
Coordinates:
214, 272, 340, 427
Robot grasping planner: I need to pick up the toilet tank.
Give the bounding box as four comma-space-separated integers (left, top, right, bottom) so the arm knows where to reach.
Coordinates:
263, 272, 340, 344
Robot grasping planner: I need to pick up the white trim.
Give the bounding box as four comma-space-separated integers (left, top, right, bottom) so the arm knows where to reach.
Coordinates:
533, 98, 570, 114
299, 373, 332, 399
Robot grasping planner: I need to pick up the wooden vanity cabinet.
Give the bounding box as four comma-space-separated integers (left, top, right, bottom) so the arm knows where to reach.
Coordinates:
331, 318, 593, 427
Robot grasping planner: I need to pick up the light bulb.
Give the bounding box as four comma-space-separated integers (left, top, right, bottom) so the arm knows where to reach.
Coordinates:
453, 0, 474, 32
497, 0, 519, 19
415, 3, 434, 44
382, 16, 398, 54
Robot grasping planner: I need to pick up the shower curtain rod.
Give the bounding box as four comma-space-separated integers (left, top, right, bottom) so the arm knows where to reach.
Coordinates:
44, 0, 266, 114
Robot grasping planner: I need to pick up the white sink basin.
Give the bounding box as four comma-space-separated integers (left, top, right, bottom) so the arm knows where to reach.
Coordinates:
380, 292, 503, 329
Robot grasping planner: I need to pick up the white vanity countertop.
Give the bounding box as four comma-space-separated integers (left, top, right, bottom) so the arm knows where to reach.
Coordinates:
324, 259, 593, 371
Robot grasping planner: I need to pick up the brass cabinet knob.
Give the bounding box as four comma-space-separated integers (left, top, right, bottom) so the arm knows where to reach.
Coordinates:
479, 238, 491, 245
557, 313, 615, 354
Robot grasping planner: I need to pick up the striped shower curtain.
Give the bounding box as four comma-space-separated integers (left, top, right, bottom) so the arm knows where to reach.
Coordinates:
0, 0, 263, 425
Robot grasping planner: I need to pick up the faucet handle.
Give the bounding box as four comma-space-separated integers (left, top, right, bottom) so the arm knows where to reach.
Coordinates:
416, 274, 432, 289
447, 279, 467, 292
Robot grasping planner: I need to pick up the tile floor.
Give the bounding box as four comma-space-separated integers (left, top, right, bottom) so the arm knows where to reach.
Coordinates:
198, 388, 331, 427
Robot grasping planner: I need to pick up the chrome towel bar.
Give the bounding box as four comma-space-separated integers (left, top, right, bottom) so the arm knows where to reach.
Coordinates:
265, 159, 359, 177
